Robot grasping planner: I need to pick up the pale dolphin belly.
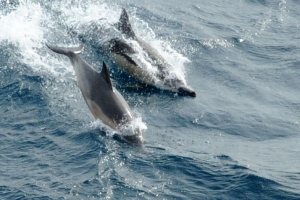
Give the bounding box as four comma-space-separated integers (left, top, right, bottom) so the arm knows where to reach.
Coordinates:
111, 52, 157, 86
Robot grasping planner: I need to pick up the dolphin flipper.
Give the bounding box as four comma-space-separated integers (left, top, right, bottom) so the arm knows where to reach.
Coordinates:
116, 8, 136, 38
46, 43, 84, 56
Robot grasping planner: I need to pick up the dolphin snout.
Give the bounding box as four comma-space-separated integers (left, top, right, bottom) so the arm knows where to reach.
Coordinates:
178, 86, 196, 97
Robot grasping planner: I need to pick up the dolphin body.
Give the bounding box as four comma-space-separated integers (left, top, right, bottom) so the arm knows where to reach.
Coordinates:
46, 44, 143, 144
105, 9, 196, 97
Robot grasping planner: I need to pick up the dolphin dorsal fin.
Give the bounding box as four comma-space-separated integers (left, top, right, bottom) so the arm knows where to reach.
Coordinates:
100, 62, 113, 90
117, 8, 136, 38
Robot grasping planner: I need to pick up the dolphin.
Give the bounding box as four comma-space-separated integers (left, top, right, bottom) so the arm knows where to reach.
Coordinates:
105, 8, 196, 97
46, 44, 143, 144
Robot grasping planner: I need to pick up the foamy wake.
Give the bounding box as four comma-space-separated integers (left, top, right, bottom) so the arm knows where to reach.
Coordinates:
0, 2, 44, 66
87, 113, 147, 138
129, 15, 190, 84
0, 0, 75, 77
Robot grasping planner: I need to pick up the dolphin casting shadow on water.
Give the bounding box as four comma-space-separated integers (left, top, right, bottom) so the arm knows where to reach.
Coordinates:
105, 8, 196, 97
46, 44, 143, 145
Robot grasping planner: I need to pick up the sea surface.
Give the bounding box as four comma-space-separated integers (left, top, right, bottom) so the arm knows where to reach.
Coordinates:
0, 0, 300, 199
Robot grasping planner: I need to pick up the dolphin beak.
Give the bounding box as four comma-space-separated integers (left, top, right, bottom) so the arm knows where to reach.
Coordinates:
178, 86, 196, 97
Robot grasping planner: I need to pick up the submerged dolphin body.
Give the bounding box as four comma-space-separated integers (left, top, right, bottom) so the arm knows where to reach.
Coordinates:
106, 8, 196, 97
46, 44, 143, 144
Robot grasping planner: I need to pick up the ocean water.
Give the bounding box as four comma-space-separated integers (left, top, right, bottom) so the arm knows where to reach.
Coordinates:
0, 0, 300, 199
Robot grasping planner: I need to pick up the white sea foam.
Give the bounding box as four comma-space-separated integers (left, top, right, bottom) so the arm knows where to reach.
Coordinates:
130, 15, 190, 84
0, 1, 44, 65
120, 114, 147, 136
0, 0, 75, 77
88, 113, 147, 138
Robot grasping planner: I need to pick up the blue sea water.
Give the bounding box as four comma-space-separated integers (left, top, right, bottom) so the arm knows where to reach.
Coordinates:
0, 0, 300, 199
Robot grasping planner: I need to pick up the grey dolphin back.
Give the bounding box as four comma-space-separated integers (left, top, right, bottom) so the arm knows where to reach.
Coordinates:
46, 43, 143, 144
116, 8, 136, 38
46, 44, 109, 86
108, 38, 136, 54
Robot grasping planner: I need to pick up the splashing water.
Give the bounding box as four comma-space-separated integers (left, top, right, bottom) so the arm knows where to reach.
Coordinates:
88, 113, 147, 138
0, 0, 193, 137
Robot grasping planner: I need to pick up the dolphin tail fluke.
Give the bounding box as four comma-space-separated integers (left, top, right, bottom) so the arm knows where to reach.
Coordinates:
46, 43, 84, 56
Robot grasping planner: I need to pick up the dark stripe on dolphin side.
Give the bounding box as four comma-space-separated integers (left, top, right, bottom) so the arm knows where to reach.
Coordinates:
119, 53, 138, 66
108, 38, 136, 54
